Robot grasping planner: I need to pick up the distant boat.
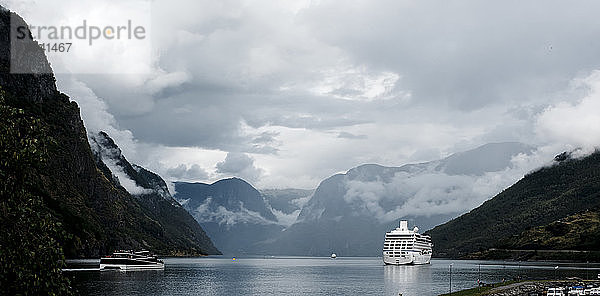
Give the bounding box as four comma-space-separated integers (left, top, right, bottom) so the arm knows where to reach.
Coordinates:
331, 253, 337, 259
383, 220, 432, 265
100, 250, 164, 270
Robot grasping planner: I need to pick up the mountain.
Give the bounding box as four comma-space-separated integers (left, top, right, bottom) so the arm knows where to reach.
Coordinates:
0, 7, 218, 258
90, 131, 220, 256
427, 150, 600, 259
435, 142, 534, 175
260, 142, 534, 256
174, 179, 284, 255
260, 188, 314, 226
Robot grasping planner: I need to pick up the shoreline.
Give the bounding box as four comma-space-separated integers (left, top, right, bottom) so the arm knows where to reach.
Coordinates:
439, 280, 600, 296
435, 249, 600, 263
433, 252, 600, 264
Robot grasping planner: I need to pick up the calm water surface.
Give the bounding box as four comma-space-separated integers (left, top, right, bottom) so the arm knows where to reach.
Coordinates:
68, 257, 600, 296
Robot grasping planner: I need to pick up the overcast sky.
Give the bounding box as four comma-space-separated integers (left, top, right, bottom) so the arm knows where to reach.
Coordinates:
4, 0, 600, 189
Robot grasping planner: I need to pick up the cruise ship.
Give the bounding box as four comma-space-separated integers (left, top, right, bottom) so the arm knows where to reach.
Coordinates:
100, 250, 164, 270
383, 220, 432, 265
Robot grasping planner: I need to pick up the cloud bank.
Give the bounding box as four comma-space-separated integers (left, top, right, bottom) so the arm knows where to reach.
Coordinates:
536, 70, 600, 150
3, 0, 600, 189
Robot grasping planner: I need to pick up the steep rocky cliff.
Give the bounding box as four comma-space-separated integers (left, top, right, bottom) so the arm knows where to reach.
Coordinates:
90, 131, 220, 255
0, 6, 218, 257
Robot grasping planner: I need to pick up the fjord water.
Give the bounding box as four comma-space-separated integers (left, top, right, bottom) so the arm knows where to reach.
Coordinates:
69, 257, 599, 296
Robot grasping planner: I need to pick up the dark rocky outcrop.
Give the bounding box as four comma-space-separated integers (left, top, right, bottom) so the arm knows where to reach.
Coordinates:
90, 131, 220, 256
0, 6, 219, 257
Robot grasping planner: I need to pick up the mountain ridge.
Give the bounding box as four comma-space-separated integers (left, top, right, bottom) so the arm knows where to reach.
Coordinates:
260, 142, 535, 256
174, 142, 534, 256
426, 150, 600, 259
175, 178, 283, 254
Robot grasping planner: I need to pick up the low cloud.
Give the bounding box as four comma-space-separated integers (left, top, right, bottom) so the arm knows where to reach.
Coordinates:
56, 76, 139, 159
144, 70, 191, 95
216, 152, 263, 183
337, 131, 367, 139
339, 69, 600, 222
89, 135, 151, 196
536, 70, 600, 150
269, 208, 302, 228
343, 148, 562, 223
265, 194, 312, 227
166, 163, 210, 180
193, 198, 278, 227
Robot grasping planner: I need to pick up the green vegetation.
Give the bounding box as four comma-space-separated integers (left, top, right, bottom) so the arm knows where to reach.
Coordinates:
427, 152, 600, 259
0, 90, 72, 295
504, 210, 600, 250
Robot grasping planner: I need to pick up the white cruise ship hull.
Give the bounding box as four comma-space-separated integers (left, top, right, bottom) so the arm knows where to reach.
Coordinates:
100, 262, 164, 271
383, 252, 431, 265
100, 251, 165, 271
382, 221, 433, 266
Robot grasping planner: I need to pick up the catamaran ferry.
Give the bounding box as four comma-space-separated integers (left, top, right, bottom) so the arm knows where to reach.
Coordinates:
383, 220, 432, 265
100, 250, 164, 270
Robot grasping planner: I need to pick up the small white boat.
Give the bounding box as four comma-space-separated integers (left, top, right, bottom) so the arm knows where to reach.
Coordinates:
100, 250, 164, 270
330, 253, 337, 259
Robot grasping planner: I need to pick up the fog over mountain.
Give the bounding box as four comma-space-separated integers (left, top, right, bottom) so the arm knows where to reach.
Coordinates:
174, 142, 541, 256
261, 188, 314, 227
301, 142, 534, 224
173, 184, 313, 254
261, 142, 539, 256
174, 178, 284, 255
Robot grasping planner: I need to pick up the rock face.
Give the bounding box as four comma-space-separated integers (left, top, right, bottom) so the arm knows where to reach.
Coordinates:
0, 6, 219, 257
175, 179, 284, 255
0, 7, 56, 101
90, 131, 220, 256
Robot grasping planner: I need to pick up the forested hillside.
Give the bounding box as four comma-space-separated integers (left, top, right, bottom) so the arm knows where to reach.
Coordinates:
427, 151, 600, 259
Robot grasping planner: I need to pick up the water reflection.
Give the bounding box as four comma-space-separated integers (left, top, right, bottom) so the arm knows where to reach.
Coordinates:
384, 264, 433, 295
68, 258, 600, 296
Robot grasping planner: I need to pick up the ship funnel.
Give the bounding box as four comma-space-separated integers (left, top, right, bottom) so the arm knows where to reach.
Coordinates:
399, 220, 408, 231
